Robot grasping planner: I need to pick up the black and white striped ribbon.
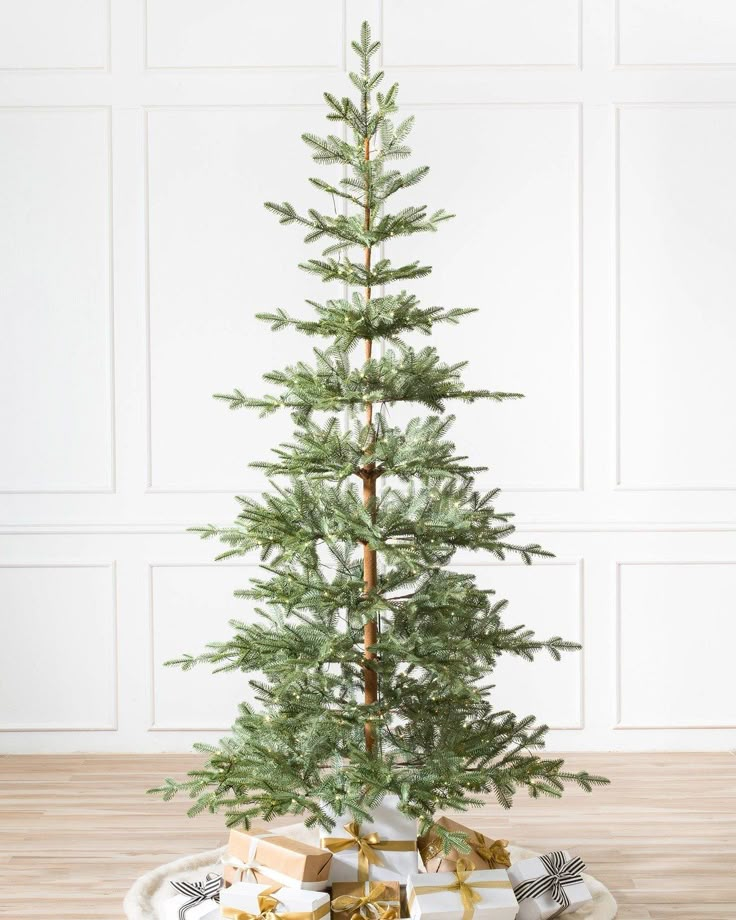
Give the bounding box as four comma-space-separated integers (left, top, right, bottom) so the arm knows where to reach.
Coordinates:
512, 851, 586, 912
170, 872, 222, 920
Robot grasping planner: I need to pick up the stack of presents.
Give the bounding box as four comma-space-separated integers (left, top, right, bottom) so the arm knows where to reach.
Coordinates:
165, 799, 592, 920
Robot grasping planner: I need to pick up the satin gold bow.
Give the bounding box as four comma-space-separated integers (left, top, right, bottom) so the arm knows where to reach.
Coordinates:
323, 821, 397, 882
221, 891, 331, 920
332, 883, 398, 920
408, 857, 512, 920
472, 833, 511, 870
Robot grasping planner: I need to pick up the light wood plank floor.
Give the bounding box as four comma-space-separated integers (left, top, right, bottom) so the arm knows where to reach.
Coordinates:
1, 753, 734, 919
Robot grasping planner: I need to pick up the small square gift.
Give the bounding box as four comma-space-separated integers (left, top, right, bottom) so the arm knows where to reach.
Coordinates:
331, 880, 401, 920
222, 829, 332, 890
220, 882, 330, 920
507, 851, 591, 919
407, 858, 517, 920
320, 796, 418, 883
162, 873, 222, 920
418, 817, 510, 873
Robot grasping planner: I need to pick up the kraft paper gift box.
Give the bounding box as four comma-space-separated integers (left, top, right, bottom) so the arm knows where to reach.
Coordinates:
331, 880, 401, 920
222, 829, 332, 890
163, 874, 222, 920
320, 796, 418, 883
418, 817, 510, 874
219, 882, 331, 920
507, 852, 591, 920
407, 861, 517, 920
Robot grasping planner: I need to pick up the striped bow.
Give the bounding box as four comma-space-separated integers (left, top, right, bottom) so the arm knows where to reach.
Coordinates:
170, 873, 222, 920
512, 852, 586, 911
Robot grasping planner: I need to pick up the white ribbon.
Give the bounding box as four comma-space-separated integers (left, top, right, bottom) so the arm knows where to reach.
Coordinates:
221, 834, 330, 891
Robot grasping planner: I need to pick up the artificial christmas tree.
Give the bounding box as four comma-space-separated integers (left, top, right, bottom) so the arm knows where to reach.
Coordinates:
151, 22, 607, 848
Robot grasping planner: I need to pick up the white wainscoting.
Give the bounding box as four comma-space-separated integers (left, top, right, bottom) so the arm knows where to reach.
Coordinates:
1, 0, 735, 753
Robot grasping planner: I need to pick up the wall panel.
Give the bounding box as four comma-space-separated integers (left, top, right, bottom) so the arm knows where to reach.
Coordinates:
0, 108, 113, 493
146, 106, 337, 492
0, 563, 116, 730
0, 0, 109, 70
146, 0, 345, 69
617, 562, 736, 728
617, 0, 736, 66
382, 0, 580, 67
149, 563, 258, 730
617, 105, 736, 489
456, 561, 583, 730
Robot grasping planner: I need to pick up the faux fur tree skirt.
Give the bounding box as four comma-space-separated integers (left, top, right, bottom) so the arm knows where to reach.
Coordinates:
123, 823, 617, 920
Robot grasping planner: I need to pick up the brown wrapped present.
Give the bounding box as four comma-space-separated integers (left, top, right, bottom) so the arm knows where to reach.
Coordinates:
418, 817, 510, 873
331, 881, 401, 920
222, 829, 332, 890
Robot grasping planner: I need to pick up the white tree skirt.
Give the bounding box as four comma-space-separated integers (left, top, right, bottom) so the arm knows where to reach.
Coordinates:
124, 822, 617, 920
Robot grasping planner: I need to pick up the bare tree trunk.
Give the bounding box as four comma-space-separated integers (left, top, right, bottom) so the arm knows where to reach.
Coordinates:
361, 134, 378, 752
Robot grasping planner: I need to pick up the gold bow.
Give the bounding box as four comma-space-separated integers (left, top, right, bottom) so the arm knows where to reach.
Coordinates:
408, 857, 512, 920
222, 887, 331, 920
332, 882, 390, 920
322, 821, 414, 882
472, 833, 511, 870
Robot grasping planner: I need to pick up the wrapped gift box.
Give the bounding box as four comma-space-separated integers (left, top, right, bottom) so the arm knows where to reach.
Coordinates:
331, 880, 401, 920
418, 817, 509, 873
220, 882, 330, 920
223, 829, 332, 890
162, 874, 222, 920
407, 863, 517, 920
321, 796, 418, 883
507, 852, 591, 920
162, 894, 220, 920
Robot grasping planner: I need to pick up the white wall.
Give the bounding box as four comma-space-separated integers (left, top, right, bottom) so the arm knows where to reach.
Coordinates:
1, 0, 735, 754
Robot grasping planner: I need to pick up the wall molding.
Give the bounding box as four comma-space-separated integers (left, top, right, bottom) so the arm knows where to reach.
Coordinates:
379, 0, 583, 71
143, 0, 347, 73
613, 102, 736, 493
453, 557, 585, 731
614, 0, 736, 70
0, 105, 116, 495
146, 561, 258, 732
614, 560, 736, 730
0, 561, 118, 732
0, 0, 111, 73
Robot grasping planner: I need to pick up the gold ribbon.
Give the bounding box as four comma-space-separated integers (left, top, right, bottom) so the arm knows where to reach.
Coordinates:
322, 821, 415, 883
221, 894, 331, 920
419, 830, 510, 871
471, 833, 511, 870
408, 858, 512, 920
331, 882, 400, 920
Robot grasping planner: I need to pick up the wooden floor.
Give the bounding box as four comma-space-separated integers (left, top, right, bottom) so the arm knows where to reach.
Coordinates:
0, 753, 734, 919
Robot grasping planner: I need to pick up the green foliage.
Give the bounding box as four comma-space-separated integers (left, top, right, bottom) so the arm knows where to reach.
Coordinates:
149, 21, 608, 832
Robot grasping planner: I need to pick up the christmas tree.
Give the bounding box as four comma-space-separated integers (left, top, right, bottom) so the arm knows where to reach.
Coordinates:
151, 23, 607, 840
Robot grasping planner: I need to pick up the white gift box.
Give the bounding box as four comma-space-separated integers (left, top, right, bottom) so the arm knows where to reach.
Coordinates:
407, 867, 518, 920
219, 882, 330, 920
320, 795, 419, 883
507, 852, 591, 920
162, 893, 220, 920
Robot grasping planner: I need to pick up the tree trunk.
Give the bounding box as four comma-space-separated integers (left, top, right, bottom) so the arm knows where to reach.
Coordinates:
362, 133, 378, 752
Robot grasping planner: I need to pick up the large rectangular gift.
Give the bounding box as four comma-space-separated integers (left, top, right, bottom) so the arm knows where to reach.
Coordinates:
162, 874, 222, 920
320, 797, 418, 883
331, 880, 401, 920
418, 817, 510, 873
507, 851, 591, 920
220, 882, 330, 920
407, 862, 517, 920
222, 830, 332, 890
